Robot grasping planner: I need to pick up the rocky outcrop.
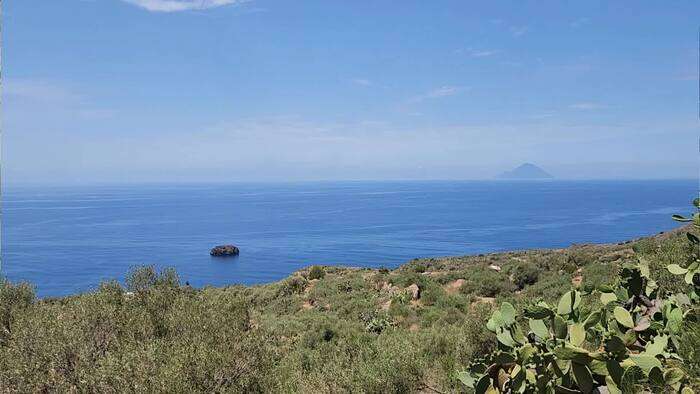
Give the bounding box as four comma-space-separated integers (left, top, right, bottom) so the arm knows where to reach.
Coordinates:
210, 245, 240, 257
406, 284, 420, 300
444, 279, 465, 295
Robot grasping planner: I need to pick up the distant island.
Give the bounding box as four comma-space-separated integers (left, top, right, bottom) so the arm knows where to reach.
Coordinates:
497, 163, 553, 179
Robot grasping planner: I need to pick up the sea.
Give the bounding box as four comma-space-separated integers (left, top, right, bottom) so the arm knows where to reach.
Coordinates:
2, 180, 697, 297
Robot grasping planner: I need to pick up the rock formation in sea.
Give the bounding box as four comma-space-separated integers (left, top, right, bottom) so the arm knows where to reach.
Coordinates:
210, 245, 240, 257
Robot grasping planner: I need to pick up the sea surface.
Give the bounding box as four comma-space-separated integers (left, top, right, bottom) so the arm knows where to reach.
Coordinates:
2, 180, 696, 297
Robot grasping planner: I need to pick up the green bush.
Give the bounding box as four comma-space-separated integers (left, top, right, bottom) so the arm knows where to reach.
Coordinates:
633, 238, 658, 255
581, 261, 618, 289
277, 275, 308, 297
126, 265, 179, 292
360, 310, 395, 334
506, 261, 540, 290
566, 249, 595, 266
460, 266, 515, 297
679, 320, 700, 380
520, 270, 572, 302
308, 265, 325, 280
0, 278, 35, 345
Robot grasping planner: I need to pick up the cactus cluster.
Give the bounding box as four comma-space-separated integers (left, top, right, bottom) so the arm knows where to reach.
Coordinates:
458, 200, 700, 393
669, 198, 700, 300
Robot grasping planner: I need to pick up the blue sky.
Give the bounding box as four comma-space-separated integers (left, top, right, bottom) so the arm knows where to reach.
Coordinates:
3, 0, 699, 183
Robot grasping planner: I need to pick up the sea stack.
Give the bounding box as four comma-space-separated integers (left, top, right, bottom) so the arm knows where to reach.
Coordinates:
210, 245, 240, 257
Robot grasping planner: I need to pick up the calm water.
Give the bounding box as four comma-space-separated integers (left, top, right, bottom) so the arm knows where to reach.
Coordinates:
2, 180, 696, 297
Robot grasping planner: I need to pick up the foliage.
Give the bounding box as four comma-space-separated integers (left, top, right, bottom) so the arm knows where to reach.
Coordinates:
505, 261, 540, 290
460, 265, 516, 297
125, 264, 179, 292
277, 275, 309, 296
0, 279, 35, 346
459, 200, 700, 393
308, 265, 326, 280
361, 310, 395, 334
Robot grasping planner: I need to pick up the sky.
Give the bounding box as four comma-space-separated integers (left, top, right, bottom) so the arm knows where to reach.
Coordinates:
2, 0, 699, 183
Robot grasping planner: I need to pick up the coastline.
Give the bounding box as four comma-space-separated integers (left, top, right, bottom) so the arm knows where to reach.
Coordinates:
1, 224, 697, 392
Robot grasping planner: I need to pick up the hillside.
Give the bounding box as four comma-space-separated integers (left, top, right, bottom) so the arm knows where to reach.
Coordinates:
1, 226, 698, 393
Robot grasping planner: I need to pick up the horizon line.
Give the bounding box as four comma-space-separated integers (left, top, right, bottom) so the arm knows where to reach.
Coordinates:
4, 177, 699, 188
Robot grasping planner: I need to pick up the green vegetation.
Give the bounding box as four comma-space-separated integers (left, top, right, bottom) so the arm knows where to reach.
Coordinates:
308, 265, 326, 280
459, 201, 700, 393
1, 225, 699, 392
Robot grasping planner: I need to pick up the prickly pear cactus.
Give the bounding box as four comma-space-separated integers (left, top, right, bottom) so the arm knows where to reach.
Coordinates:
669, 197, 700, 301
458, 200, 700, 394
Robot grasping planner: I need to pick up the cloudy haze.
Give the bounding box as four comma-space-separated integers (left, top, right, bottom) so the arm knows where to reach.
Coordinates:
3, 1, 698, 184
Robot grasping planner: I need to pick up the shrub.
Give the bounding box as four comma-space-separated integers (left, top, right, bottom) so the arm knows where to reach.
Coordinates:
126, 265, 179, 293
301, 320, 337, 349
0, 279, 35, 345
520, 270, 572, 302
336, 280, 353, 293
308, 266, 325, 280
419, 281, 450, 306
460, 266, 515, 298
679, 320, 700, 380
581, 261, 618, 289
506, 261, 540, 290
390, 271, 425, 288
360, 311, 394, 334
277, 276, 308, 297
566, 249, 595, 267
435, 307, 465, 326
633, 238, 658, 255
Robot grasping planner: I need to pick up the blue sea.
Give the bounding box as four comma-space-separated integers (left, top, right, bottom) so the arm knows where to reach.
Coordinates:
2, 180, 696, 297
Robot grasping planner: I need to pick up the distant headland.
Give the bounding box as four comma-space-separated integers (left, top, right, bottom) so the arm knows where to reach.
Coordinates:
497, 163, 553, 179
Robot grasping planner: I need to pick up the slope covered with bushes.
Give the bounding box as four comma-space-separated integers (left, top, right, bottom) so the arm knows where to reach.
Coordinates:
1, 227, 698, 393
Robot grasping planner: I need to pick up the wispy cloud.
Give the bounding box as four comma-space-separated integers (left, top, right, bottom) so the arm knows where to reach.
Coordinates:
409, 86, 465, 103
569, 102, 607, 110
470, 50, 499, 58
351, 78, 372, 86
121, 0, 248, 12
426, 86, 462, 98
530, 112, 556, 120
454, 48, 500, 58
5, 79, 116, 120
469, 49, 501, 57
570, 18, 590, 28
4, 79, 82, 103
510, 26, 529, 37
